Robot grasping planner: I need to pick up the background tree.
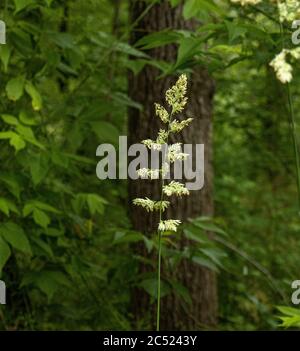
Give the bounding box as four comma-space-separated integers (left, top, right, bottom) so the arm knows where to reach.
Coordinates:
128, 0, 217, 330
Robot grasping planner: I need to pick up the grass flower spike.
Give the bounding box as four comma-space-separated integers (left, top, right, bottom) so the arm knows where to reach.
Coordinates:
163, 181, 190, 197
166, 74, 188, 114
270, 48, 300, 84
132, 74, 193, 331
230, 0, 261, 6
158, 219, 181, 232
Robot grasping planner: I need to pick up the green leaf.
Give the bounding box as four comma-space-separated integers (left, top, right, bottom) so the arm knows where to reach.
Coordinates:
25, 82, 42, 111
114, 42, 149, 58
33, 208, 51, 228
30, 236, 54, 258
199, 247, 226, 267
277, 306, 300, 328
183, 0, 223, 19
0, 197, 19, 216
277, 306, 300, 317
191, 255, 219, 272
0, 46, 11, 72
21, 271, 70, 301
91, 121, 119, 144
0, 222, 31, 255
44, 227, 64, 237
44, 0, 54, 6
183, 228, 211, 244
170, 0, 181, 6
139, 278, 171, 299
32, 200, 61, 214
0, 198, 10, 216
86, 194, 107, 215
30, 154, 50, 186
0, 237, 11, 271
14, 0, 34, 12
0, 198, 19, 216
191, 217, 228, 236
176, 37, 202, 68
9, 133, 26, 152
113, 231, 144, 245
6, 76, 25, 101
135, 29, 182, 50
170, 280, 192, 305
16, 124, 44, 149
0, 131, 15, 140
24, 200, 61, 218
1, 114, 19, 126
0, 131, 26, 151
11, 28, 33, 55
225, 21, 247, 44
19, 110, 39, 126
0, 173, 21, 200
48, 32, 76, 49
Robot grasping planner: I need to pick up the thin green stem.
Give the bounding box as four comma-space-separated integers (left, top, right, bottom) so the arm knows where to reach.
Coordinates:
156, 111, 173, 331
156, 226, 162, 331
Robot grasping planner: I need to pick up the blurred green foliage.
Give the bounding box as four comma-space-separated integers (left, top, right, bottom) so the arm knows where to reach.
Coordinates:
0, 0, 299, 330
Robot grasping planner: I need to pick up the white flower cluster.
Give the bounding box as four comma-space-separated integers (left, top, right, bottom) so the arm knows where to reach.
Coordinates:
170, 118, 193, 133
142, 139, 162, 151
166, 74, 188, 114
137, 168, 160, 179
156, 129, 169, 144
133, 198, 155, 212
142, 130, 169, 151
161, 162, 170, 177
270, 48, 300, 84
133, 198, 170, 212
167, 143, 189, 162
278, 0, 300, 22
133, 74, 192, 238
158, 219, 181, 232
163, 181, 189, 197
230, 0, 261, 6
155, 103, 169, 123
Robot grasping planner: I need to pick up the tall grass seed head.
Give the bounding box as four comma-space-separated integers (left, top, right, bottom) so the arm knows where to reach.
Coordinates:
165, 74, 188, 114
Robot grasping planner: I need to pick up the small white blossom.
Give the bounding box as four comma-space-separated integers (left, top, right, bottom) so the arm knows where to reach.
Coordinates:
163, 181, 189, 197
155, 103, 169, 123
278, 0, 300, 22
137, 168, 160, 179
133, 198, 156, 212
170, 118, 193, 133
133, 198, 170, 212
156, 129, 169, 144
137, 168, 149, 178
158, 219, 181, 232
142, 139, 162, 151
167, 143, 189, 162
269, 49, 300, 84
290, 47, 300, 60
230, 0, 261, 5
166, 74, 188, 114
161, 162, 170, 177
154, 201, 170, 212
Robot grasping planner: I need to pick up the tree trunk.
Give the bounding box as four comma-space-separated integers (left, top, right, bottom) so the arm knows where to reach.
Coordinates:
128, 0, 217, 330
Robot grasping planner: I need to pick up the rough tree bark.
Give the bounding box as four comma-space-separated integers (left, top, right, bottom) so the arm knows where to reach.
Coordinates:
128, 0, 217, 330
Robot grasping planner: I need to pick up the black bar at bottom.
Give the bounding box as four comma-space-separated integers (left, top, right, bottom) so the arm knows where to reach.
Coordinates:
0, 331, 298, 349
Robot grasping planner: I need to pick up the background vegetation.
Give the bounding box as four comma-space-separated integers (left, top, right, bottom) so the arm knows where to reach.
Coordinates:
0, 0, 299, 330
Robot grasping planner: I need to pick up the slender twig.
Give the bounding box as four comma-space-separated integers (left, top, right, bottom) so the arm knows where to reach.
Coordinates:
156, 112, 173, 331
